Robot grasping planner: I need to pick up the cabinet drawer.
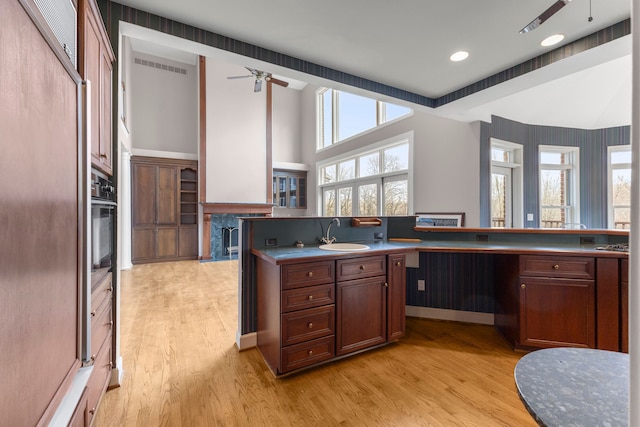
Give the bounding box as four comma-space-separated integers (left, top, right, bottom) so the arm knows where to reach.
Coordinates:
91, 273, 112, 315
90, 297, 112, 358
336, 255, 386, 281
520, 256, 594, 279
281, 305, 335, 346
281, 283, 335, 313
281, 261, 335, 289
281, 335, 335, 373
86, 333, 112, 424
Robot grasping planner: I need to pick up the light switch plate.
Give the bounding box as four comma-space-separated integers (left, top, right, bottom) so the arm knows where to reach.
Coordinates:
418, 280, 425, 291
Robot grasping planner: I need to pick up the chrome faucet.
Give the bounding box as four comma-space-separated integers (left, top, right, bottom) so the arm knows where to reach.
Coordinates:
321, 217, 340, 244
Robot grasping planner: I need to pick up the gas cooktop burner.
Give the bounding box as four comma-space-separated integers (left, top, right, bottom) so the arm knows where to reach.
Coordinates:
596, 243, 629, 252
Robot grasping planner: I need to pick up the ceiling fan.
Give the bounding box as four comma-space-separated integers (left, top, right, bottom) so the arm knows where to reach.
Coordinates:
520, 0, 571, 33
227, 67, 290, 92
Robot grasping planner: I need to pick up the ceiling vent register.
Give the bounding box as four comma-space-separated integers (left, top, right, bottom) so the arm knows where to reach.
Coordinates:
134, 57, 187, 75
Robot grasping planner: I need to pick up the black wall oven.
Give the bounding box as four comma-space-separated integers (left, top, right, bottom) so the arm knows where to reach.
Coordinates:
91, 169, 116, 285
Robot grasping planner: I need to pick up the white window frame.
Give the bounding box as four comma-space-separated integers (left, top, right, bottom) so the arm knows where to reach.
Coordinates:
607, 145, 632, 229
316, 88, 413, 151
317, 132, 414, 216
490, 138, 523, 228
538, 145, 580, 228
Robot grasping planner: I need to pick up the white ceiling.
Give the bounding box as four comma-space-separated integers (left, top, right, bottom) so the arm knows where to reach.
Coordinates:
117, 0, 632, 129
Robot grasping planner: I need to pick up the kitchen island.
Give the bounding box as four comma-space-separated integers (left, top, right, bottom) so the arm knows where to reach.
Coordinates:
241, 216, 628, 373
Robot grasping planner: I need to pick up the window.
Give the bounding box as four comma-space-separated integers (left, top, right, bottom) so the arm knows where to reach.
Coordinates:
539, 146, 580, 228
608, 146, 631, 229
317, 88, 412, 149
490, 139, 523, 228
318, 135, 412, 216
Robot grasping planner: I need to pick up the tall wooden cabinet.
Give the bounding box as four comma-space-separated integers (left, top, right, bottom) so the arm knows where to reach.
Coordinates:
79, 0, 114, 176
132, 156, 198, 264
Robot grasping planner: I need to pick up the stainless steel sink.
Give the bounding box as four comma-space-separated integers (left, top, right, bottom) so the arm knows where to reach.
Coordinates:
318, 243, 370, 251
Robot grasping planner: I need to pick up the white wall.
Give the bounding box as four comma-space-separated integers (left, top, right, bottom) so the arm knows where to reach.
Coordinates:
205, 58, 266, 203
130, 52, 198, 154
299, 84, 481, 226
272, 83, 302, 164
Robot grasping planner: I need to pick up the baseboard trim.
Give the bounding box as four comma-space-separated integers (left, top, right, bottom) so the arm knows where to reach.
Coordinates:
108, 356, 124, 389
406, 306, 494, 325
236, 331, 257, 350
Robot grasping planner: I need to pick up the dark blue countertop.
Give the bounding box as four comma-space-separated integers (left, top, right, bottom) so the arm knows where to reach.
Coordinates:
514, 348, 629, 426
251, 239, 627, 264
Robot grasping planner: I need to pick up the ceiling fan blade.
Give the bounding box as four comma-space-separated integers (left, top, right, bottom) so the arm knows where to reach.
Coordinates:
254, 79, 262, 92
520, 0, 571, 34
267, 77, 289, 88
227, 75, 253, 80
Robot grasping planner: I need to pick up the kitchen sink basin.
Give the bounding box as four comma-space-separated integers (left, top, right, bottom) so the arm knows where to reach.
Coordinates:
318, 243, 370, 251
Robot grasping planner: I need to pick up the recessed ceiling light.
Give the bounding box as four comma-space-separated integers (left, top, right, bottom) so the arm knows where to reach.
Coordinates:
541, 34, 565, 47
450, 51, 469, 62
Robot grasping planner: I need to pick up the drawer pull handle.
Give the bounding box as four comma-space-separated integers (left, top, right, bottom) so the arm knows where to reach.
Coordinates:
308, 350, 313, 357
107, 287, 113, 292
91, 310, 96, 317
308, 322, 313, 329
90, 354, 96, 362
521, 283, 526, 289
307, 271, 314, 278
553, 264, 559, 270
107, 321, 113, 327
308, 295, 313, 301
89, 408, 96, 415
396, 261, 401, 266
384, 282, 389, 288
106, 362, 113, 368
359, 265, 366, 271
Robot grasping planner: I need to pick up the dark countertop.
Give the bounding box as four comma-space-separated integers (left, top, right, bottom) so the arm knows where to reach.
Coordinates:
514, 348, 629, 426
251, 239, 627, 265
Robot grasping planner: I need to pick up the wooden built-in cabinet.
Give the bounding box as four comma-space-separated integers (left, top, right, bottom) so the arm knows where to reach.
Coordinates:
273, 169, 307, 209
79, 0, 114, 176
494, 254, 630, 352
257, 253, 406, 376
131, 156, 198, 263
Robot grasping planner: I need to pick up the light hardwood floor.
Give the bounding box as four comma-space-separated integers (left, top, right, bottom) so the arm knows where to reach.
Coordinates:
94, 260, 537, 427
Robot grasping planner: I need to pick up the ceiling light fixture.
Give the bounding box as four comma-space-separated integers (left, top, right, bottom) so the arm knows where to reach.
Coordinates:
541, 34, 565, 47
450, 51, 469, 62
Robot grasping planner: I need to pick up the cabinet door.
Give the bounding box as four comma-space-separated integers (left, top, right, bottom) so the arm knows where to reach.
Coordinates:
156, 166, 178, 225
100, 48, 113, 175
387, 254, 406, 341
132, 163, 157, 227
132, 228, 156, 261
157, 227, 179, 258
519, 277, 595, 348
621, 259, 629, 353
83, 4, 102, 170
336, 276, 387, 356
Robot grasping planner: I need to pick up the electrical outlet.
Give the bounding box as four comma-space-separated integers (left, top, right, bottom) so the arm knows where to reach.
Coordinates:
527, 213, 534, 221
265, 238, 277, 247
374, 232, 384, 240
417, 280, 425, 291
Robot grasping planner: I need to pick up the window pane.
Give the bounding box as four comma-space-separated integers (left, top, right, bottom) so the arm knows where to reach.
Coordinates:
383, 144, 409, 172
540, 151, 563, 165
338, 159, 355, 181
322, 89, 333, 148
359, 152, 379, 177
491, 148, 509, 162
491, 173, 506, 227
540, 208, 565, 228
613, 207, 631, 229
383, 180, 408, 215
338, 187, 352, 216
289, 177, 297, 208
540, 169, 566, 206
322, 164, 336, 184
323, 189, 336, 216
382, 103, 411, 122
358, 183, 378, 216
611, 150, 631, 164
612, 169, 631, 206
336, 92, 376, 141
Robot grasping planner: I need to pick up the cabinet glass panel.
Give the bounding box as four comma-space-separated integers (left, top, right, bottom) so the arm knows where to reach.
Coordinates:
289, 177, 297, 208
279, 177, 287, 207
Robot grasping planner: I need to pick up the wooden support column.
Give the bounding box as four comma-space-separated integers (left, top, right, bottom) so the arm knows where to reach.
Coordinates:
201, 213, 212, 261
